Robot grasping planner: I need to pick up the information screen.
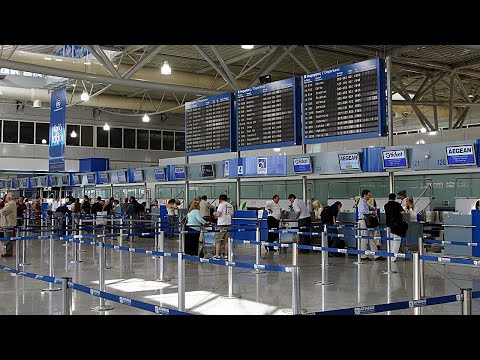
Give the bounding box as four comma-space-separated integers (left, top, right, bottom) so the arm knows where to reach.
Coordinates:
185, 93, 234, 156
61, 175, 69, 185
446, 144, 476, 166
338, 153, 361, 171
133, 170, 144, 182
117, 172, 127, 183
382, 149, 408, 169
237, 78, 300, 150
86, 173, 95, 184
200, 164, 215, 178
21, 178, 29, 187
154, 168, 166, 181
100, 172, 109, 184
292, 157, 312, 173
72, 175, 80, 185
303, 58, 386, 143
174, 166, 186, 180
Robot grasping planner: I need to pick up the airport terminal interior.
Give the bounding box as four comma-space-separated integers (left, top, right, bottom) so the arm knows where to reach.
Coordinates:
2, 44, 480, 315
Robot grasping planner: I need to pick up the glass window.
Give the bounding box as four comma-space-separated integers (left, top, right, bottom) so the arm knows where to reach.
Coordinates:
81, 126, 93, 147
175, 132, 185, 151
19, 122, 34, 144
66, 125, 80, 146
97, 126, 109, 147
124, 128, 135, 148
110, 128, 122, 148
150, 130, 161, 150
35, 122, 49, 144
137, 129, 148, 149
3, 121, 18, 143
163, 131, 174, 150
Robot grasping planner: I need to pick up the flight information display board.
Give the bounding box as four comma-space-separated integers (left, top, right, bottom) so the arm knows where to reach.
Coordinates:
237, 77, 300, 151
302, 58, 386, 144
185, 93, 234, 156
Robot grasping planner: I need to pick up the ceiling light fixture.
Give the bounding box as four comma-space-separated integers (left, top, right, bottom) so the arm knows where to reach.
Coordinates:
428, 131, 438, 136
161, 61, 171, 75
84, 61, 91, 65
469, 94, 474, 98
41, 139, 47, 144
44, 57, 52, 61
70, 129, 77, 138
80, 90, 89, 101
273, 148, 281, 152
241, 45, 254, 50
142, 114, 150, 123
420, 127, 427, 133
55, 58, 63, 62
103, 122, 110, 131
416, 139, 426, 144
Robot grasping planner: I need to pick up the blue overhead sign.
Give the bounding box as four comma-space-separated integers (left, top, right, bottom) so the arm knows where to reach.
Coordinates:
382, 149, 408, 169
293, 157, 312, 173
154, 168, 166, 181
446, 144, 476, 166
49, 87, 67, 172
174, 166, 186, 180
117, 171, 127, 183
99, 172, 109, 184
86, 173, 95, 184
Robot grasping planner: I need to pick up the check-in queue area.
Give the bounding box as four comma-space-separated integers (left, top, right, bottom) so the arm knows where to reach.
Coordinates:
2, 140, 480, 314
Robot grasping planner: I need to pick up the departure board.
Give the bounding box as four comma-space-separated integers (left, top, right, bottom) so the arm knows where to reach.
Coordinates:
237, 78, 300, 151
185, 93, 234, 156
302, 58, 386, 144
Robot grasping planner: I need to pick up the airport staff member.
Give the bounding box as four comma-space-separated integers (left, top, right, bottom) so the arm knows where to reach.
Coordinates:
397, 190, 407, 208
200, 195, 215, 221
265, 194, 282, 253
357, 189, 383, 260
288, 194, 311, 253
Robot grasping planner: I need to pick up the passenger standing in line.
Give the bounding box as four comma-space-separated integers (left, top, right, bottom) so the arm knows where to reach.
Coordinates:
200, 195, 215, 222
185, 200, 209, 256
166, 199, 178, 239
33, 196, 42, 225
397, 190, 407, 209
384, 193, 406, 261
0, 193, 17, 257
320, 201, 344, 256
288, 194, 311, 253
265, 195, 282, 253
81, 195, 91, 214
358, 189, 384, 260
213, 194, 234, 260
404, 196, 417, 222
16, 196, 27, 227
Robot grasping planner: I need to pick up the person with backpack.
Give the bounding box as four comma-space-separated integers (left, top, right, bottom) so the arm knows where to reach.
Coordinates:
320, 201, 344, 256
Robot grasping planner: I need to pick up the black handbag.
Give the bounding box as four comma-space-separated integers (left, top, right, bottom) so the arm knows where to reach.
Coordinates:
364, 214, 379, 228
391, 217, 408, 237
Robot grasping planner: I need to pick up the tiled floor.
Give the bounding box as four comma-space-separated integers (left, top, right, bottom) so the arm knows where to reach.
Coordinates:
1, 236, 479, 315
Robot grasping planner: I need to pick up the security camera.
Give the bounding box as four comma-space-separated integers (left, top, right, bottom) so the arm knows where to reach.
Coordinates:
425, 154, 430, 159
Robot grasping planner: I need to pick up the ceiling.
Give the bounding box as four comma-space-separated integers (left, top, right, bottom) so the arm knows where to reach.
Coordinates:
1, 44, 480, 129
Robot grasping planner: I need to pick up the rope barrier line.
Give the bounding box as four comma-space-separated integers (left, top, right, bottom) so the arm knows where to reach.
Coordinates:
0, 235, 50, 241
183, 254, 291, 273
0, 264, 188, 315
326, 232, 420, 243
68, 282, 189, 315
419, 254, 480, 266
424, 239, 478, 247
232, 239, 293, 249
306, 293, 462, 315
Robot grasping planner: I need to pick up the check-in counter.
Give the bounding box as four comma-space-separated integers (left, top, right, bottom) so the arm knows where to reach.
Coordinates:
444, 213, 473, 257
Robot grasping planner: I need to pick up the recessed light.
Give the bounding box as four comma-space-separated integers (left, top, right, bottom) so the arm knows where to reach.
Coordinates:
55, 58, 63, 62
44, 57, 52, 61
420, 127, 427, 133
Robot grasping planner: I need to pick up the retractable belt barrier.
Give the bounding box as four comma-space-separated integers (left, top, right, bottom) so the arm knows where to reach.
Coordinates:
0, 235, 50, 241
424, 239, 478, 247
326, 225, 388, 231
307, 293, 462, 315
0, 264, 187, 315
325, 232, 420, 243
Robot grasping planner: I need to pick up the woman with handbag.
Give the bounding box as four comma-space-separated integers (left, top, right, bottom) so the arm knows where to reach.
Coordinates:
384, 193, 407, 262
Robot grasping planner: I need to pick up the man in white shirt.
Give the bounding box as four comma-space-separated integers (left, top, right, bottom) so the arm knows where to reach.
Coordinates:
288, 194, 311, 253
265, 194, 282, 252
199, 195, 214, 221
357, 189, 383, 260
51, 197, 61, 212
213, 194, 234, 260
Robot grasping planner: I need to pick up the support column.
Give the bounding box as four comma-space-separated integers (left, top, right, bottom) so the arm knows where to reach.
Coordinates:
387, 56, 395, 194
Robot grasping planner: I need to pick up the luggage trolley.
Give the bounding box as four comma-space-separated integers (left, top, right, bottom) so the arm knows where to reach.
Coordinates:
199, 225, 216, 258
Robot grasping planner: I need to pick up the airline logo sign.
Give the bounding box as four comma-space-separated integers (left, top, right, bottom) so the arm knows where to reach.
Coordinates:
257, 157, 267, 174
446, 145, 476, 166
293, 157, 312, 173
382, 149, 407, 168
224, 160, 230, 177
